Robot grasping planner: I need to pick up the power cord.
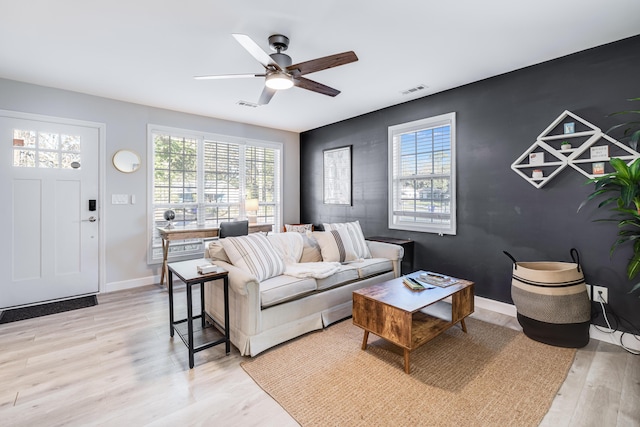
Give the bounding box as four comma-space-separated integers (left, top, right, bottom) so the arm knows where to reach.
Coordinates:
593, 290, 640, 355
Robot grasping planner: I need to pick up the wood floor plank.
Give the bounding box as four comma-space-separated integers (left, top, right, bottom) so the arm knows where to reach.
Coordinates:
569, 341, 628, 426
618, 351, 640, 426
540, 339, 598, 426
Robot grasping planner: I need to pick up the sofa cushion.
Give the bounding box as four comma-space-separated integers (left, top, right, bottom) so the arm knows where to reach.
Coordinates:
312, 230, 359, 263
260, 275, 317, 308
322, 220, 371, 259
350, 257, 393, 279
221, 234, 286, 282
315, 264, 360, 291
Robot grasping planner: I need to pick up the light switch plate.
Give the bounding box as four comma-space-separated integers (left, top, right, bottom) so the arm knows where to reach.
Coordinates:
112, 194, 128, 205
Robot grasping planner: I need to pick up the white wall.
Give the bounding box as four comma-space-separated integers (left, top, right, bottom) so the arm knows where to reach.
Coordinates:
0, 78, 300, 291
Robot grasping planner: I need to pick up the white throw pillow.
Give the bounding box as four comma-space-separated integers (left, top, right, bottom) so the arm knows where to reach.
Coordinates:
221, 234, 285, 282
312, 230, 359, 263
322, 220, 371, 259
267, 232, 304, 264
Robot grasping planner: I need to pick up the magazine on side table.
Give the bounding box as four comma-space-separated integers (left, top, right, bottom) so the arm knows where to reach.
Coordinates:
417, 272, 459, 287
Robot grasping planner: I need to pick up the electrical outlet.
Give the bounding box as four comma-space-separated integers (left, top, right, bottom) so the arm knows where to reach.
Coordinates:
588, 285, 608, 304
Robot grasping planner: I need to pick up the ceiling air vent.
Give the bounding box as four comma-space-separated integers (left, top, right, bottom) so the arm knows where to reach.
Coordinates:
400, 84, 428, 96
236, 100, 259, 108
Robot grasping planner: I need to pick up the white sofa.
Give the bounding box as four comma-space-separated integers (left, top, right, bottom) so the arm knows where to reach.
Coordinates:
203, 229, 404, 356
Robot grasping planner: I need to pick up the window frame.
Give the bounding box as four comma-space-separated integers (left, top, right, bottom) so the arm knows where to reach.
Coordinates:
147, 124, 283, 264
387, 112, 457, 235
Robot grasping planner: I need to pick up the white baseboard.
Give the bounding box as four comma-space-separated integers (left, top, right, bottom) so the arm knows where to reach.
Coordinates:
588, 325, 640, 352
474, 296, 518, 317
105, 275, 159, 293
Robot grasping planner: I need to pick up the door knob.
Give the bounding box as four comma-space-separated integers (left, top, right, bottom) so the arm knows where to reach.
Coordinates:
82, 216, 97, 222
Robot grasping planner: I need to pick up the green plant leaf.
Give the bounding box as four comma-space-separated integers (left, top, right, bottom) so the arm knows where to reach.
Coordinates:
628, 252, 640, 279
629, 282, 640, 294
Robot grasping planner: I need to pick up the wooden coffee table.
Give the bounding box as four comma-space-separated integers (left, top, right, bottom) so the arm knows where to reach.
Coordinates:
352, 271, 474, 374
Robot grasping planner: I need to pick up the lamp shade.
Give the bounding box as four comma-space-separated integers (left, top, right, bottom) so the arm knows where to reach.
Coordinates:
245, 198, 259, 212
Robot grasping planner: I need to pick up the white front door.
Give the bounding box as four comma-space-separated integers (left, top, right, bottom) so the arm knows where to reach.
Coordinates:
0, 112, 101, 309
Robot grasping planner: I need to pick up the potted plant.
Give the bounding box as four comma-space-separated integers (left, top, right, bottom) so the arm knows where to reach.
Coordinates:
580, 157, 640, 293
580, 98, 640, 293
561, 141, 572, 150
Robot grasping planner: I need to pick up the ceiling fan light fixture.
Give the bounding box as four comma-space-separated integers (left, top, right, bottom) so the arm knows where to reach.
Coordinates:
265, 72, 294, 90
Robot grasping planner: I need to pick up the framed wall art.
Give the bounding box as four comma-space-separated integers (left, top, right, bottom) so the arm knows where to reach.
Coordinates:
323, 145, 352, 205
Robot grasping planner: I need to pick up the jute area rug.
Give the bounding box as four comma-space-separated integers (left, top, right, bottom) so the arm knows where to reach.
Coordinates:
241, 317, 576, 427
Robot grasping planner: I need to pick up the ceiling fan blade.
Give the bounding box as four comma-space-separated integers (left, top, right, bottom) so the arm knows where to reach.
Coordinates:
257, 87, 277, 105
232, 33, 281, 70
294, 77, 340, 97
194, 73, 264, 80
287, 51, 358, 76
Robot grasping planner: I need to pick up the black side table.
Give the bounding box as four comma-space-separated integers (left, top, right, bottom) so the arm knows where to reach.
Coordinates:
366, 236, 415, 275
168, 259, 230, 368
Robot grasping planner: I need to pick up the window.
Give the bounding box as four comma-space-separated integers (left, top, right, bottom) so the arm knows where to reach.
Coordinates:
388, 112, 456, 235
13, 129, 81, 169
148, 125, 282, 263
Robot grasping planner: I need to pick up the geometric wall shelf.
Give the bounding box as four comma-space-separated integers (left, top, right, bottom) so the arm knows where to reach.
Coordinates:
512, 110, 640, 188
511, 140, 568, 188
568, 132, 640, 179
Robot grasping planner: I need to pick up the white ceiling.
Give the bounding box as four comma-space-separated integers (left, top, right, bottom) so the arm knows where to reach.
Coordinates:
1, 1, 639, 133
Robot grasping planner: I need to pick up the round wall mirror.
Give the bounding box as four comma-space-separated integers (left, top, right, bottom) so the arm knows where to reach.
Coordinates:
113, 150, 141, 173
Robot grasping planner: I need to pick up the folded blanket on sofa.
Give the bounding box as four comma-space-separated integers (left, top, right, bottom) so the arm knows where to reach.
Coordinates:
283, 262, 341, 279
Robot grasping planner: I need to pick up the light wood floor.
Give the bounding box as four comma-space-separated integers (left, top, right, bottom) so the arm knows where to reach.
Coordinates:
0, 284, 638, 426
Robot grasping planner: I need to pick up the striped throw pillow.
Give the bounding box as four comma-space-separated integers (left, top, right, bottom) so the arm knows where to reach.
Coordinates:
221, 234, 285, 282
312, 229, 359, 263
322, 220, 371, 259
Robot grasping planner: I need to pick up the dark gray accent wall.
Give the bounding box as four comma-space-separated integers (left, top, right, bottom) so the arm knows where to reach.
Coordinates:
301, 35, 640, 331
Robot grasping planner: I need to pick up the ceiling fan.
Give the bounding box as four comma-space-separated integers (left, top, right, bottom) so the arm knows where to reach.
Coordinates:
194, 34, 358, 105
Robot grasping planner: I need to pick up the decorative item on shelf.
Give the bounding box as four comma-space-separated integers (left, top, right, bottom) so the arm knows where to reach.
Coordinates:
532, 169, 543, 179
590, 145, 609, 159
245, 198, 259, 224
560, 141, 572, 150
591, 162, 605, 175
563, 122, 575, 134
163, 209, 176, 229
529, 152, 545, 165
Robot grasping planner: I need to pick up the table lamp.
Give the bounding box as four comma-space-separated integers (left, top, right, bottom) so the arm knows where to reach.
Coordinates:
245, 198, 259, 224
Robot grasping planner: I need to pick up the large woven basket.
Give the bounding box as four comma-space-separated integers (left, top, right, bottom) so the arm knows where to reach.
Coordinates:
505, 249, 590, 348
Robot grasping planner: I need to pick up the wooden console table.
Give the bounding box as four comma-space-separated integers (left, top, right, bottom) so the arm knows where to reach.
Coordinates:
158, 223, 273, 288
353, 270, 474, 374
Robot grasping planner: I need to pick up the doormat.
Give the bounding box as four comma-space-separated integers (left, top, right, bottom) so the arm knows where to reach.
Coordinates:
0, 296, 98, 324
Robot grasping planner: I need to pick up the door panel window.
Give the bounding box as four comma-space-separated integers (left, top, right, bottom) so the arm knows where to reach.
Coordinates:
13, 129, 81, 169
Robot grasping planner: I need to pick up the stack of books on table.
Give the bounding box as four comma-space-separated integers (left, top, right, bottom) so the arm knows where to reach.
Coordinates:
403, 276, 431, 291
418, 272, 459, 287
